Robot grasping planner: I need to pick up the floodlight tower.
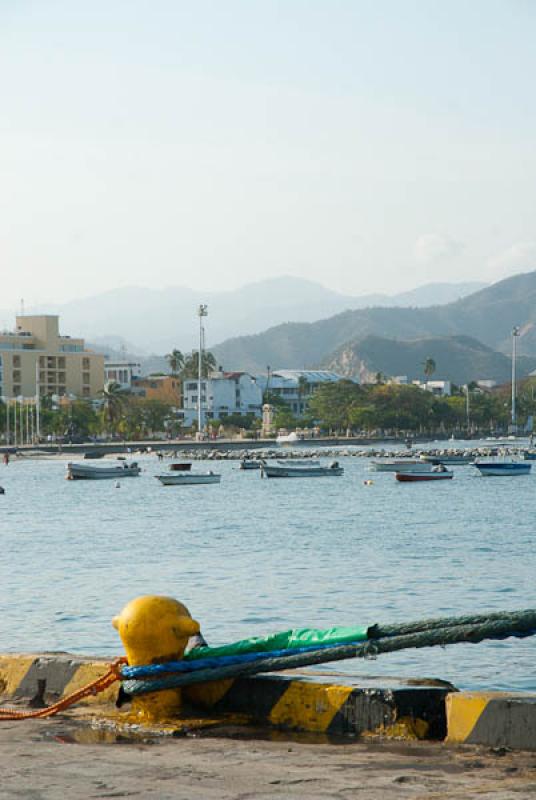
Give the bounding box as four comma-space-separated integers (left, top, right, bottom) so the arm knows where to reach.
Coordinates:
197, 304, 208, 433
512, 325, 520, 431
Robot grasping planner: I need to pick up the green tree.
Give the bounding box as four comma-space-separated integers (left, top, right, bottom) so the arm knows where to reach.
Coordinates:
307, 381, 363, 432
181, 351, 217, 379
165, 349, 184, 375
423, 358, 436, 380
99, 381, 127, 435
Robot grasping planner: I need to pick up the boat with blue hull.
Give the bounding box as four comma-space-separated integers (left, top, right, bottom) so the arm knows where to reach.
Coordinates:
474, 462, 532, 476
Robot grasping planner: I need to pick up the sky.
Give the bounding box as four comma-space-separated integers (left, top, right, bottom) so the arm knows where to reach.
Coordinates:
1, 0, 536, 310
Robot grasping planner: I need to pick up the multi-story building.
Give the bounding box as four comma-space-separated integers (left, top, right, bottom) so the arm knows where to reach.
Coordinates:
0, 315, 104, 400
104, 360, 142, 391
182, 371, 263, 425
132, 375, 182, 406
255, 369, 348, 416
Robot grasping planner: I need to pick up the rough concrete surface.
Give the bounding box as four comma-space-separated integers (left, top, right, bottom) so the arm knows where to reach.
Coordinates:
2, 718, 536, 799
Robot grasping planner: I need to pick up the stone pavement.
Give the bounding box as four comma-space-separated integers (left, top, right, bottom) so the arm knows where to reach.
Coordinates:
2, 717, 536, 799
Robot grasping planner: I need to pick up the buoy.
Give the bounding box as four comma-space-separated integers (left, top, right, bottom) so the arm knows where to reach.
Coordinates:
364, 479, 373, 486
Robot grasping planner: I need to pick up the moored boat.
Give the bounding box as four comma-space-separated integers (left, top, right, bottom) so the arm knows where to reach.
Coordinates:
420, 454, 474, 465
474, 461, 531, 476
239, 460, 264, 470
156, 472, 221, 485
66, 461, 141, 480
276, 459, 320, 466
371, 459, 432, 473
169, 463, 192, 471
396, 469, 453, 482
262, 461, 343, 478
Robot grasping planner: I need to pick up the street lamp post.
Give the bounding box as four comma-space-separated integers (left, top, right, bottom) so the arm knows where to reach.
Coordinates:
512, 325, 520, 432
197, 304, 208, 434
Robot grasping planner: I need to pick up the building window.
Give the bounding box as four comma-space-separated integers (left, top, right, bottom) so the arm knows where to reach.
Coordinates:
82, 386, 90, 397
13, 355, 21, 367
47, 372, 56, 383
39, 356, 46, 368
82, 372, 90, 385
82, 358, 90, 370
12, 370, 21, 382
13, 385, 21, 395
47, 357, 56, 368
58, 357, 66, 369
58, 372, 66, 383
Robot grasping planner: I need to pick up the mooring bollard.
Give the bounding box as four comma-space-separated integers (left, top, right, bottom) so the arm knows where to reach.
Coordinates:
112, 595, 200, 722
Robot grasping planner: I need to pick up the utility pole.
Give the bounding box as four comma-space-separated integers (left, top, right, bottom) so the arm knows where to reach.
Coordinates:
197, 304, 208, 435
35, 360, 41, 442
512, 326, 520, 432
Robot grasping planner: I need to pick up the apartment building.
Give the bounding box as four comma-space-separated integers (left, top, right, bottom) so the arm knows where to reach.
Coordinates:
0, 315, 104, 400
104, 360, 142, 391
182, 371, 263, 424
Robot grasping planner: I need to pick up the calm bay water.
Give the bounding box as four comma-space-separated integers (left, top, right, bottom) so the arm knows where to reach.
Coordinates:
1, 446, 535, 692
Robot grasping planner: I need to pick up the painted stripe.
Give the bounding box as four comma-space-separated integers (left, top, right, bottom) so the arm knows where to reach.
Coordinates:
269, 681, 353, 732
62, 663, 120, 705
0, 656, 36, 697
447, 692, 536, 750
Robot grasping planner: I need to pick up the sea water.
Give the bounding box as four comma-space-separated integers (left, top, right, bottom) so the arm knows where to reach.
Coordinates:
1, 448, 535, 691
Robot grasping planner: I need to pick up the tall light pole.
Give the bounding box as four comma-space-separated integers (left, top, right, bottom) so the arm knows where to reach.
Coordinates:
35, 360, 41, 442
197, 304, 208, 434
512, 325, 520, 432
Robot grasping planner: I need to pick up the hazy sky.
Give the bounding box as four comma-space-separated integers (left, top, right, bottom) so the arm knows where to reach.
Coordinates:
1, 0, 536, 310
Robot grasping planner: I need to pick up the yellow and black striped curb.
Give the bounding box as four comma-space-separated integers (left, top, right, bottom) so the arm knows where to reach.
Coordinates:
0, 654, 450, 738
446, 692, 536, 750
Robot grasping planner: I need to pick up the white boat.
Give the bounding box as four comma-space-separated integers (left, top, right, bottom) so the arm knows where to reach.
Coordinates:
276, 459, 320, 466
474, 461, 531, 477
370, 459, 433, 473
276, 432, 304, 446
239, 459, 264, 470
262, 461, 343, 478
156, 472, 221, 486
66, 461, 141, 480
420, 454, 474, 466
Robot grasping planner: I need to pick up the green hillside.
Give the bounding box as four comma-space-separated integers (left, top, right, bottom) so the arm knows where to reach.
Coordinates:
322, 334, 536, 385
212, 270, 536, 372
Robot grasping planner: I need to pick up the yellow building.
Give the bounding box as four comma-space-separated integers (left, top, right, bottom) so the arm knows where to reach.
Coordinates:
0, 315, 104, 400
132, 376, 182, 406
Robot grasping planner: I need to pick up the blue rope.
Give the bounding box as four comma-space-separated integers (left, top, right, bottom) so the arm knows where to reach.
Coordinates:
120, 639, 365, 680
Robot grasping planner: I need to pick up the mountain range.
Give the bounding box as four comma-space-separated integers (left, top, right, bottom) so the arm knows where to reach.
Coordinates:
211, 271, 536, 384
0, 278, 485, 354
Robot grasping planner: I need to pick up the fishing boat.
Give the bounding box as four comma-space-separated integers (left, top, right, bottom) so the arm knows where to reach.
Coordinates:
396, 469, 453, 482
66, 461, 141, 480
261, 461, 343, 478
239, 459, 264, 470
420, 454, 474, 465
276, 459, 320, 466
474, 461, 531, 476
169, 463, 192, 471
156, 472, 221, 486
371, 459, 432, 473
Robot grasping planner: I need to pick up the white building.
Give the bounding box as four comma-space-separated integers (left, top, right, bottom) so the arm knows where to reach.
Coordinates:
412, 379, 452, 397
104, 361, 141, 391
182, 371, 263, 426
255, 369, 350, 416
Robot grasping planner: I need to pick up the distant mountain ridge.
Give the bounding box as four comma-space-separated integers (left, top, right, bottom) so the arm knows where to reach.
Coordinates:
0, 277, 486, 354
211, 271, 536, 376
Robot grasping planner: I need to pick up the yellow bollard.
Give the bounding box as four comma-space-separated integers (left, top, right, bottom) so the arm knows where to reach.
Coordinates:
112, 595, 200, 723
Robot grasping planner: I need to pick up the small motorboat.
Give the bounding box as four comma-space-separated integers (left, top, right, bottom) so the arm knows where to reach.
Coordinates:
168, 463, 192, 471
420, 454, 474, 465
276, 459, 320, 466
66, 462, 141, 480
474, 461, 531, 476
156, 472, 221, 486
261, 461, 344, 478
371, 459, 432, 473
239, 459, 264, 470
396, 468, 453, 482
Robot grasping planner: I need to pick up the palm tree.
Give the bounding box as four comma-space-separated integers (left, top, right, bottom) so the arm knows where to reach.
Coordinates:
165, 349, 185, 376
182, 351, 217, 379
99, 381, 127, 434
423, 358, 436, 380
